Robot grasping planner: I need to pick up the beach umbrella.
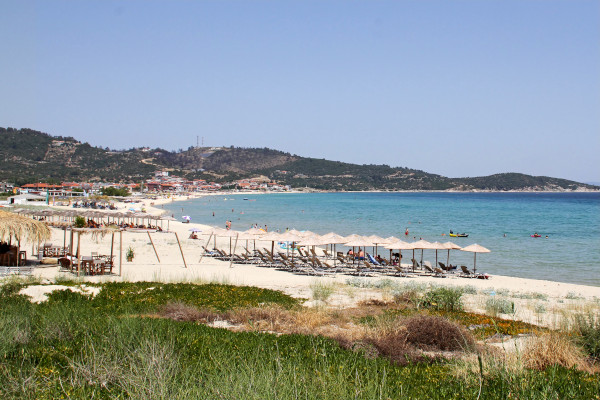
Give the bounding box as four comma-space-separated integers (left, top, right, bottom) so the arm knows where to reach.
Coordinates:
321, 232, 348, 264
242, 228, 264, 251
277, 231, 304, 259
429, 242, 447, 269
260, 231, 282, 256
442, 241, 462, 266
460, 244, 491, 273
182, 215, 191, 223
410, 239, 433, 266
384, 239, 413, 267
344, 237, 374, 264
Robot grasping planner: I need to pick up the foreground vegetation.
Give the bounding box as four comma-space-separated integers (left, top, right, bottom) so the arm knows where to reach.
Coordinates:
0, 279, 598, 399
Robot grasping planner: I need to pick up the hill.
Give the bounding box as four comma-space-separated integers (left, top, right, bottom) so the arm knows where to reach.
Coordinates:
0, 127, 597, 191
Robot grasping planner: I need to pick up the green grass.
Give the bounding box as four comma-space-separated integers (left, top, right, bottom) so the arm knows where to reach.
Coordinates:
0, 281, 597, 399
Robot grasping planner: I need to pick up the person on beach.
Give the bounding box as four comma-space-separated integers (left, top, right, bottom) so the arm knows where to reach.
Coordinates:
358, 248, 365, 260
347, 249, 354, 257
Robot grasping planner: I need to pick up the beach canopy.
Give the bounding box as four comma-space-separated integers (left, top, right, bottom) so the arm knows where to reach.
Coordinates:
344, 237, 375, 247
443, 241, 462, 266
321, 232, 348, 244
461, 243, 491, 273
0, 210, 51, 243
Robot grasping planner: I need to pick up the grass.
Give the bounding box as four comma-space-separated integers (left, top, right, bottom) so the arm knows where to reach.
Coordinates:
485, 297, 516, 317
0, 281, 598, 399
310, 281, 336, 303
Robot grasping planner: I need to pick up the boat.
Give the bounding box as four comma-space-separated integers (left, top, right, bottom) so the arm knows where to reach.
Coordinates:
449, 233, 469, 238
531, 234, 541, 238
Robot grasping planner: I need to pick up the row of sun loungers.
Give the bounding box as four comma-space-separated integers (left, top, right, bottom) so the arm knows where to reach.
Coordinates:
199, 245, 485, 278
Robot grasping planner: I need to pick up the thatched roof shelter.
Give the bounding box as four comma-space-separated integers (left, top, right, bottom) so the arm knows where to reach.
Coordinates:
0, 210, 51, 243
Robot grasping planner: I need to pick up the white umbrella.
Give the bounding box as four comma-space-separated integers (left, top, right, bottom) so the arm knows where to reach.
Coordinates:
460, 244, 491, 273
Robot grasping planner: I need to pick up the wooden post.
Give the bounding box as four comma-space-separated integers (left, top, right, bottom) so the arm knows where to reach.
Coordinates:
147, 232, 160, 262
199, 232, 213, 263
174, 232, 187, 268
119, 231, 123, 277
76, 231, 82, 277
229, 233, 239, 268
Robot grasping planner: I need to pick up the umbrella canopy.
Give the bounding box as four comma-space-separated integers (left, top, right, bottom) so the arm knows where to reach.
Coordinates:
188, 227, 202, 232
344, 237, 375, 247
442, 241, 462, 266
384, 240, 413, 250
321, 233, 348, 244
460, 244, 491, 273
182, 215, 191, 221
297, 234, 326, 246
410, 239, 434, 249
0, 210, 51, 243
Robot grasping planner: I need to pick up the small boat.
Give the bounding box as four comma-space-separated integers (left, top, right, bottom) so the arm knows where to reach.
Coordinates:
449, 233, 469, 238
243, 198, 249, 200
531, 234, 541, 238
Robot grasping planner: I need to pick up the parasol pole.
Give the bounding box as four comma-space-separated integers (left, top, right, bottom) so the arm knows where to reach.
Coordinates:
174, 232, 187, 268
199, 232, 213, 263
229, 233, 239, 268
147, 232, 160, 262
119, 230, 122, 276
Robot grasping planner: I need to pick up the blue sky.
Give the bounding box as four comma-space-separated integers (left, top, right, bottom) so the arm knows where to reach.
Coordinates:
1, 1, 599, 182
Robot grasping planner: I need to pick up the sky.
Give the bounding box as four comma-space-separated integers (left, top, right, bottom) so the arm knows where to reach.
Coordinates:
1, 1, 599, 183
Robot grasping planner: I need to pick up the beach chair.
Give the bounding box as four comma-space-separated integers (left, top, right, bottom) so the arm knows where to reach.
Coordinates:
460, 265, 474, 277
434, 267, 447, 277
394, 264, 407, 277
322, 249, 332, 259
423, 261, 436, 275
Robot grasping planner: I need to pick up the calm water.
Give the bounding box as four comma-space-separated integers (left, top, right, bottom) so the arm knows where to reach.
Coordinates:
163, 192, 600, 286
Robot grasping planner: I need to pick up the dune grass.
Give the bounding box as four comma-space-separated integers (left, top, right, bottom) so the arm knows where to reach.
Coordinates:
0, 280, 598, 399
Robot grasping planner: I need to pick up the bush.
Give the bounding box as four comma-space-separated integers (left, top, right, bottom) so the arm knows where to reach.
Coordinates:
571, 312, 600, 361
74, 216, 86, 228
310, 281, 335, 302
402, 315, 475, 352
159, 302, 218, 322
485, 298, 515, 316
421, 287, 464, 312
523, 333, 593, 372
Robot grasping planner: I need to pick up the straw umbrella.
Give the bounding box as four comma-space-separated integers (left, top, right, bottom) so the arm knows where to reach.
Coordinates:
321, 232, 348, 263
410, 239, 433, 266
344, 237, 374, 264
460, 244, 491, 273
0, 210, 51, 264
442, 241, 462, 266
384, 240, 413, 268
429, 242, 447, 269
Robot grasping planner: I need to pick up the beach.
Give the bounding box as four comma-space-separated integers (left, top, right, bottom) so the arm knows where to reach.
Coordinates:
27, 193, 600, 328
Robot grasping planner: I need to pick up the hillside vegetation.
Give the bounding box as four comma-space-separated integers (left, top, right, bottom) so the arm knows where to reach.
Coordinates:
0, 127, 596, 191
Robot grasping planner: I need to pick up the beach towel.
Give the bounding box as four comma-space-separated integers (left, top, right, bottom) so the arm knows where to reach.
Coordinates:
367, 253, 380, 266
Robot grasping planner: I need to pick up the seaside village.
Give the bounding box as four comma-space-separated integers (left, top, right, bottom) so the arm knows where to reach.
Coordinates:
1, 170, 291, 205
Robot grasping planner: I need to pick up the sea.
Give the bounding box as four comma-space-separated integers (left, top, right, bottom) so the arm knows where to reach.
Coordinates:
162, 192, 600, 287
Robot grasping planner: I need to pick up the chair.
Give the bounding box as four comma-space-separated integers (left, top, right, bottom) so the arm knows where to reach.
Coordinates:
423, 261, 435, 275
460, 265, 473, 276
434, 267, 447, 277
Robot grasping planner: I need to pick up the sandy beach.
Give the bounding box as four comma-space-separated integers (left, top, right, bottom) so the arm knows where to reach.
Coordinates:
26, 193, 600, 328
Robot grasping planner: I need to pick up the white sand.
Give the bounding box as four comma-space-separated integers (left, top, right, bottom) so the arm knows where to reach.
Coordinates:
18, 194, 600, 327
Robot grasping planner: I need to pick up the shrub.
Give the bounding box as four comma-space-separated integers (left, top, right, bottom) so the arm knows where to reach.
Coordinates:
159, 302, 218, 322
571, 312, 600, 361
402, 315, 475, 352
421, 286, 464, 312
74, 216, 86, 228
523, 333, 593, 372
310, 281, 335, 302
485, 298, 515, 316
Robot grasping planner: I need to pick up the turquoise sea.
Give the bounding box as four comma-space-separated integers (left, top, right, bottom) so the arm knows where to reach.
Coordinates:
163, 192, 600, 286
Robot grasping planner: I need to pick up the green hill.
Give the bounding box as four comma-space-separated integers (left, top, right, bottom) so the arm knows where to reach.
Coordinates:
0, 127, 597, 191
